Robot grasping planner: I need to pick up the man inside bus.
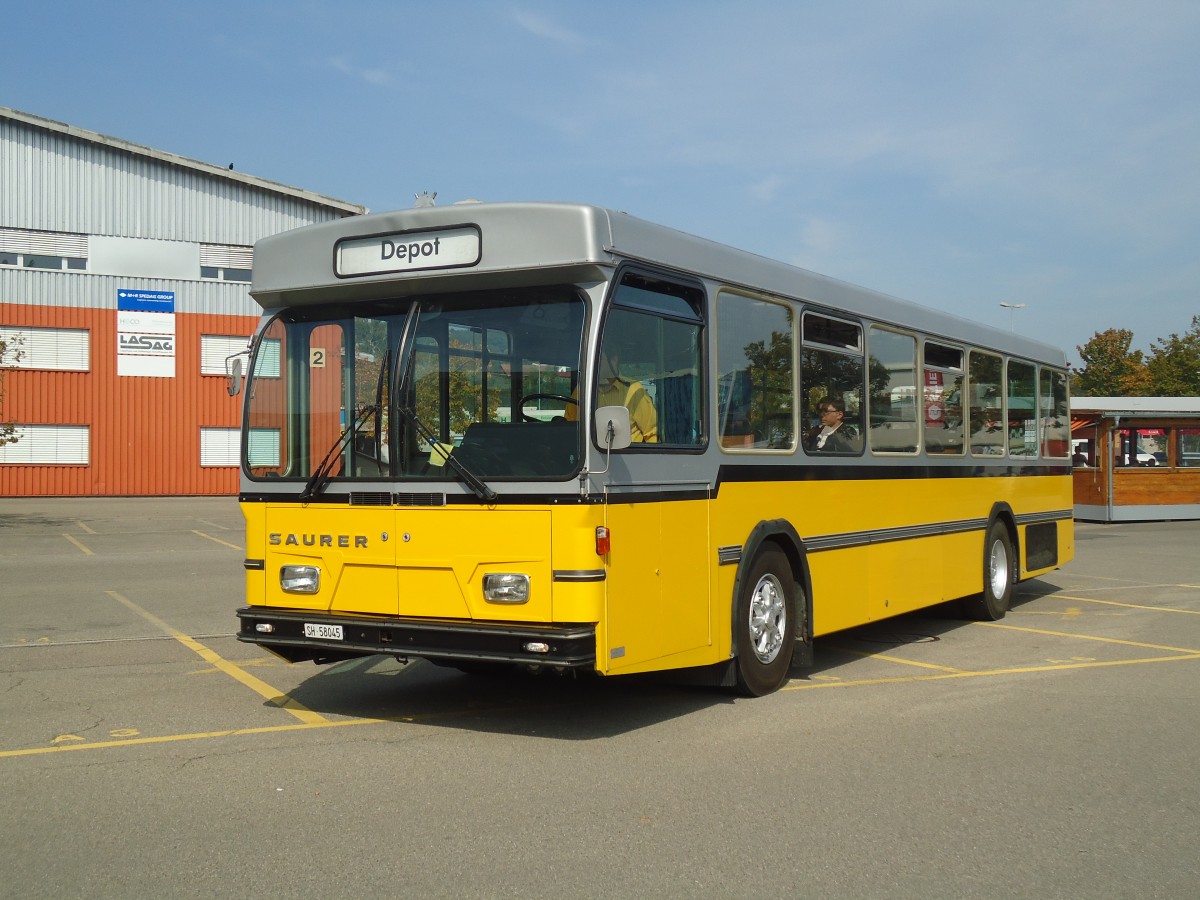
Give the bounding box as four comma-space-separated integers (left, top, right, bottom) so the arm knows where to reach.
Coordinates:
565, 340, 658, 443
806, 396, 857, 452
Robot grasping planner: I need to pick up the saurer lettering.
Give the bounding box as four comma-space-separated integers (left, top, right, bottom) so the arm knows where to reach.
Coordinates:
269, 533, 369, 548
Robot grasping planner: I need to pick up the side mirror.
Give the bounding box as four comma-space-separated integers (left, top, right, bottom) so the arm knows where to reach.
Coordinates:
225, 354, 246, 397
594, 405, 632, 451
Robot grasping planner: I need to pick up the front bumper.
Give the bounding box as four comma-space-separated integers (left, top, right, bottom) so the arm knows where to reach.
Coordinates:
236, 607, 597, 668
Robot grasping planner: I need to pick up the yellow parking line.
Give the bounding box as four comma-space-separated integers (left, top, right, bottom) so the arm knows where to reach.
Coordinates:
0, 719, 379, 759
74, 519, 97, 535
63, 534, 93, 556
784, 652, 1200, 691
1049, 594, 1200, 616
104, 591, 327, 725
978, 620, 1200, 654
193, 530, 241, 551
826, 645, 966, 673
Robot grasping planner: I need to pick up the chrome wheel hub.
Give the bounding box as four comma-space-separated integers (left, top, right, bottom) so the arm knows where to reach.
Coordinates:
988, 539, 1010, 598
749, 573, 786, 664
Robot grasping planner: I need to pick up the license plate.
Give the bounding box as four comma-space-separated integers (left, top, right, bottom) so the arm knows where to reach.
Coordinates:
303, 623, 344, 641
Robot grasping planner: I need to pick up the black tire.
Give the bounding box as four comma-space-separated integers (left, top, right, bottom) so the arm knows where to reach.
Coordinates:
734, 546, 797, 696
963, 521, 1016, 621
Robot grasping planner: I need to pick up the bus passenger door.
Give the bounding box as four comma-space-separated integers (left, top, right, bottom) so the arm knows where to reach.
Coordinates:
602, 489, 711, 674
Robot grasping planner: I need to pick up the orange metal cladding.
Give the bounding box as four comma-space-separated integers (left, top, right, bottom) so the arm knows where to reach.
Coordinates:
0, 302, 256, 496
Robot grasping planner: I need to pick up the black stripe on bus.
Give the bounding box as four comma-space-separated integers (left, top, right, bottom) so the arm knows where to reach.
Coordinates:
716, 508, 1071, 562
713, 461, 1071, 490
802, 517, 990, 552
239, 462, 1072, 507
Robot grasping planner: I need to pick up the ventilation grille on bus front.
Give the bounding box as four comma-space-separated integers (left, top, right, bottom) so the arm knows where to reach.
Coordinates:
349, 492, 392, 506
394, 493, 446, 507
347, 491, 447, 507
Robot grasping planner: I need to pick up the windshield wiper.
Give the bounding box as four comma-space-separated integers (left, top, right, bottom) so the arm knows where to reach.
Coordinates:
398, 406, 497, 502
299, 404, 377, 502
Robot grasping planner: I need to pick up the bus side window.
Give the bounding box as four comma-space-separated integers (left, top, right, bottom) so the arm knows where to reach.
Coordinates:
716, 291, 795, 450
868, 327, 918, 454
1039, 368, 1069, 458
1006, 359, 1038, 458
923, 342, 964, 454
601, 272, 705, 448
968, 350, 1004, 457
801, 312, 863, 455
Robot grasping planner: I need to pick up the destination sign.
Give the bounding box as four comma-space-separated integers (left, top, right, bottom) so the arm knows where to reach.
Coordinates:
335, 226, 481, 277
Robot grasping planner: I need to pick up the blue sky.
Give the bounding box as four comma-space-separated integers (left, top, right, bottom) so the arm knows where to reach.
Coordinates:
6, 1, 1199, 364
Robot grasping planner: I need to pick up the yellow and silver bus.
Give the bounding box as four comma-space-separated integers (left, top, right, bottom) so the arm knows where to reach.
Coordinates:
233, 201, 1072, 696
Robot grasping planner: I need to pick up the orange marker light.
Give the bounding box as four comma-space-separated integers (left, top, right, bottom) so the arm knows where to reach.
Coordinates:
595, 526, 611, 556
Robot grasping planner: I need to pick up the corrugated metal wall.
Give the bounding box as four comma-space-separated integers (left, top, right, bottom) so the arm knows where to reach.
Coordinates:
1, 267, 259, 317
1, 114, 346, 244
1, 302, 254, 496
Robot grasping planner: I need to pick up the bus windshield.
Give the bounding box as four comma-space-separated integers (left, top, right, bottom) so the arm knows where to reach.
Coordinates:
243, 287, 586, 484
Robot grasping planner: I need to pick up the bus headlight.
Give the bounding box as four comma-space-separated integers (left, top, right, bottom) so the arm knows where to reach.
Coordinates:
280, 565, 320, 594
483, 573, 530, 604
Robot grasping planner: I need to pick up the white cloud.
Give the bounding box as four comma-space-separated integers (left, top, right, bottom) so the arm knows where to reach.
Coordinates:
509, 8, 586, 48
747, 175, 785, 203
326, 55, 394, 87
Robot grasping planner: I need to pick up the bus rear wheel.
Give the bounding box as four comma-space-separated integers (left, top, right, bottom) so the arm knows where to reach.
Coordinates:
963, 521, 1015, 621
734, 546, 797, 696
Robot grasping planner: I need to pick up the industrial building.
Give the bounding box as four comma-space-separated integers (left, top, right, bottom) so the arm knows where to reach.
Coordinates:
0, 106, 366, 495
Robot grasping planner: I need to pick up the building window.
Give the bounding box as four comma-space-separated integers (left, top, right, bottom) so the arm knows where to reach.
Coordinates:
1178, 428, 1200, 468
0, 425, 89, 465
200, 334, 251, 376
0, 327, 90, 371
200, 266, 252, 282
200, 243, 253, 282
0, 252, 88, 271
0, 228, 88, 271
200, 428, 240, 467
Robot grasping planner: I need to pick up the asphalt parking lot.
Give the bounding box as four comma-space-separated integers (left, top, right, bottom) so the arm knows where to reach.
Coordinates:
1, 497, 1198, 898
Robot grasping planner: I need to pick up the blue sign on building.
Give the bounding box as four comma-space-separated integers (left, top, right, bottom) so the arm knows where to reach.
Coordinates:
117, 289, 175, 313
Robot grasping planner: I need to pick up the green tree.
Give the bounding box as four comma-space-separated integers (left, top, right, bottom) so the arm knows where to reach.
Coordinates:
1146, 315, 1200, 396
1074, 329, 1150, 397
0, 333, 23, 447
743, 329, 794, 440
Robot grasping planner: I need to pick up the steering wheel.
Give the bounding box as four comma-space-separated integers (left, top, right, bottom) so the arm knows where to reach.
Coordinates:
518, 393, 577, 423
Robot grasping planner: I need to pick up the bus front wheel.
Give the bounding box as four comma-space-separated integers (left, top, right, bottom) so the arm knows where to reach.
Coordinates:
963, 522, 1015, 621
734, 546, 797, 696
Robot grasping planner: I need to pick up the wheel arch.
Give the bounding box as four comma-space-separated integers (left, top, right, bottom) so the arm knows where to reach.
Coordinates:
730, 519, 814, 664
986, 502, 1020, 578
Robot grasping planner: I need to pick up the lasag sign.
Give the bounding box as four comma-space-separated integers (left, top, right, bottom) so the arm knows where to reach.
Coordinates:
117, 289, 176, 377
